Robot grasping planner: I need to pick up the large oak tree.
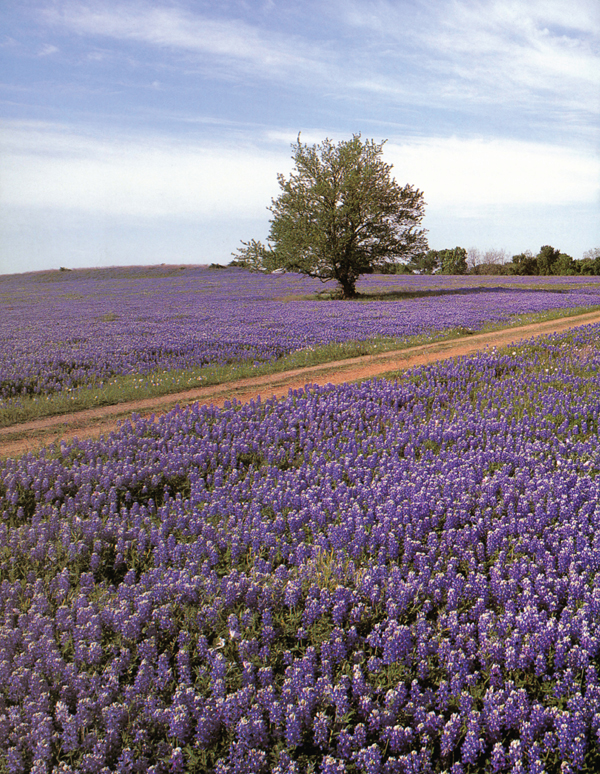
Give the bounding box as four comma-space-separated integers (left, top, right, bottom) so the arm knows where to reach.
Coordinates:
236, 134, 428, 298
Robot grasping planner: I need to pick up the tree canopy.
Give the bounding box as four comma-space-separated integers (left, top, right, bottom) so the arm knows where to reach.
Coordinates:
439, 247, 468, 275
407, 246, 467, 275
510, 246, 577, 276
234, 134, 428, 298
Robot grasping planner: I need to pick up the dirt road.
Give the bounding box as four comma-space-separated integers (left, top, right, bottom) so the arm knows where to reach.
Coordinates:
3, 309, 600, 459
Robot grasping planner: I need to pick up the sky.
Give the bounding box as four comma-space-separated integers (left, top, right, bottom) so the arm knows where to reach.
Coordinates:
1, 0, 599, 275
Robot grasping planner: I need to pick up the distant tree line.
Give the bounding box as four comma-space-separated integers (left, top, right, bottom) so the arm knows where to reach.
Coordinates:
403, 246, 600, 276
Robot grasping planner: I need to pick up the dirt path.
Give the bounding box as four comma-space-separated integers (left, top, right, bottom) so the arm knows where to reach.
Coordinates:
3, 310, 600, 459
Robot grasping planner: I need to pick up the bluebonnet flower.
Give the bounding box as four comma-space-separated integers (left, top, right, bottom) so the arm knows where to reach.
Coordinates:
461, 725, 483, 765
332, 678, 351, 717
272, 751, 300, 774
168, 747, 185, 773
285, 710, 303, 747
335, 728, 353, 759
320, 755, 347, 773
508, 739, 523, 767
313, 711, 330, 748
490, 742, 505, 772
354, 744, 381, 774
167, 701, 190, 743
381, 725, 413, 754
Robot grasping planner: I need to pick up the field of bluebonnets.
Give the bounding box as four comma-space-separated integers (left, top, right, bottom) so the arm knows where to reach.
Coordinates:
3, 271, 600, 772
3, 265, 600, 412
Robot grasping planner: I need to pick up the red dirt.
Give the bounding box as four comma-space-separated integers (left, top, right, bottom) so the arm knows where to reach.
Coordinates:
3, 310, 600, 459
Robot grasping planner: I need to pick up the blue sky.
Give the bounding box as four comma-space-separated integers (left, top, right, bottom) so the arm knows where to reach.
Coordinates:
1, 0, 599, 274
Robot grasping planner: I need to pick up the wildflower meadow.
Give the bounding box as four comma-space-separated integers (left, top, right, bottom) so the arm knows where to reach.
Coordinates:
2, 294, 600, 771
3, 266, 600, 405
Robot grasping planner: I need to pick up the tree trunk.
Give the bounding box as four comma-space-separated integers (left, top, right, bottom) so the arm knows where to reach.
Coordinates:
338, 275, 357, 299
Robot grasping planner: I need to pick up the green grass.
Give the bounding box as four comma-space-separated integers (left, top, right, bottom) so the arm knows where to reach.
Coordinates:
2, 304, 600, 429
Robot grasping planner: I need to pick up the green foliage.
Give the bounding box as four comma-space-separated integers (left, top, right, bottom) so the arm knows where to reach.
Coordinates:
237, 134, 428, 297
409, 247, 468, 275
470, 262, 511, 276
374, 260, 413, 275
468, 249, 511, 275
553, 253, 576, 275
579, 248, 600, 275
408, 249, 441, 274
439, 246, 468, 275
536, 244, 561, 275
510, 251, 538, 275
230, 239, 285, 273
510, 246, 577, 276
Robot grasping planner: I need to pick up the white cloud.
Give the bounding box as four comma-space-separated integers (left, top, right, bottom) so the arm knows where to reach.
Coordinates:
386, 136, 600, 208
0, 121, 286, 218
1, 122, 597, 225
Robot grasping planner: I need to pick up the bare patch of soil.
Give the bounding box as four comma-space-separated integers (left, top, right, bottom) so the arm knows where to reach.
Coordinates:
3, 310, 600, 459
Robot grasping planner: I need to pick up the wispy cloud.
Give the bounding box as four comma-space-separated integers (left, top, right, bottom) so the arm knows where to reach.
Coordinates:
340, 0, 600, 133
257, 127, 599, 208
38, 0, 600, 146
38, 43, 59, 56
43, 2, 335, 83
431, 0, 599, 95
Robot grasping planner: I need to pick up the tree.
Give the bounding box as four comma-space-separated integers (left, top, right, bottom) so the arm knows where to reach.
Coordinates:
553, 253, 576, 275
536, 245, 561, 275
235, 134, 428, 298
466, 247, 481, 273
468, 248, 510, 275
408, 249, 440, 274
439, 246, 468, 275
579, 248, 600, 275
583, 247, 600, 261
510, 251, 538, 275
483, 248, 508, 266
